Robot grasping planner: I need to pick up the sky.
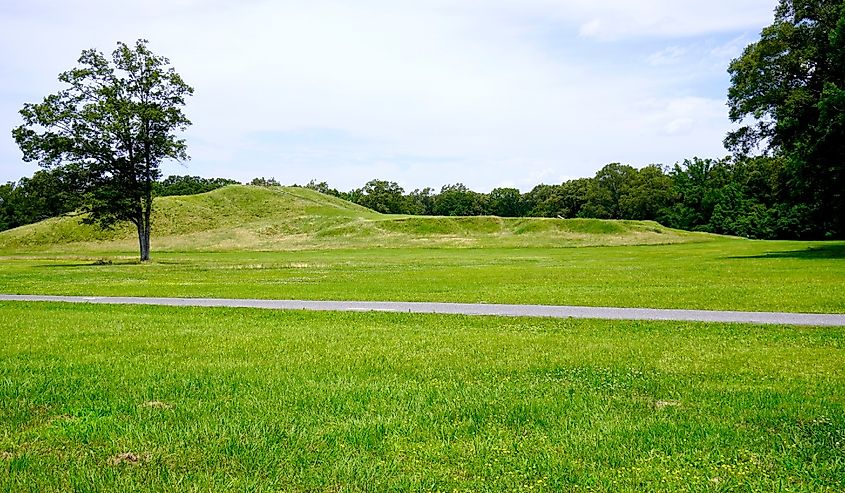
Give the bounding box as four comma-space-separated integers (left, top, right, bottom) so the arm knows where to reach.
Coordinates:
0, 0, 777, 192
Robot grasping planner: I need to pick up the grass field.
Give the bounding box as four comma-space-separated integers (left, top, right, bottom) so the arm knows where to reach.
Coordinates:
1, 186, 843, 313
2, 302, 843, 491
1, 185, 843, 491
1, 239, 843, 313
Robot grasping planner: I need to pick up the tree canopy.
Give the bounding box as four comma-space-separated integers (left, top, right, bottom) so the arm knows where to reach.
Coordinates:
726, 0, 845, 237
153, 175, 239, 197
12, 39, 193, 260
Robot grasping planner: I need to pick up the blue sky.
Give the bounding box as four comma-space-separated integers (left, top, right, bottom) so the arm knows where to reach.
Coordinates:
0, 0, 776, 191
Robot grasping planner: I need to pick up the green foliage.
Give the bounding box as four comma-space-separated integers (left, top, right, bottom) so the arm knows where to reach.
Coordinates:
303, 179, 342, 198
0, 169, 84, 230
405, 187, 435, 215
522, 184, 559, 217
487, 187, 525, 217
662, 158, 733, 231
660, 156, 823, 239
726, 0, 845, 237
248, 176, 281, 187
580, 163, 638, 219
619, 165, 673, 220
432, 183, 485, 216
523, 179, 591, 218
153, 175, 239, 197
12, 39, 193, 261
354, 179, 407, 214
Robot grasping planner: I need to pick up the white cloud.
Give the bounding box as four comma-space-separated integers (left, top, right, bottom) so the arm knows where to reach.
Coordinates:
709, 34, 755, 62
551, 0, 774, 40
647, 46, 687, 66
0, 0, 774, 190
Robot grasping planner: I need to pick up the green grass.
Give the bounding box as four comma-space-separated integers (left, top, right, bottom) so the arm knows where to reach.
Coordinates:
1, 240, 843, 313
0, 185, 709, 253
0, 186, 377, 252
1, 302, 843, 491
1, 185, 842, 313
2, 185, 843, 490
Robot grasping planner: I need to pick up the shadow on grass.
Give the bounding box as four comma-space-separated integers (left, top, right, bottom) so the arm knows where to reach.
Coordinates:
730, 244, 845, 260
36, 260, 141, 268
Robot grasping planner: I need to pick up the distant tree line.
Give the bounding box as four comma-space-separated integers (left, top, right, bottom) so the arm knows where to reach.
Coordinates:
0, 154, 835, 240
0, 173, 237, 232
298, 155, 828, 240
0, 168, 83, 232
153, 175, 240, 197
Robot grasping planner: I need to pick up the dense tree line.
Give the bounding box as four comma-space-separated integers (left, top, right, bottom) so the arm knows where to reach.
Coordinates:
298, 155, 822, 240
0, 155, 835, 240
153, 175, 240, 196
0, 168, 84, 231
0, 174, 237, 232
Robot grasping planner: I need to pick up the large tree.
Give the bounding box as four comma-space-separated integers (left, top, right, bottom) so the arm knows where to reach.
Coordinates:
726, 0, 845, 237
487, 187, 524, 217
13, 39, 193, 260
356, 179, 407, 214
580, 163, 637, 219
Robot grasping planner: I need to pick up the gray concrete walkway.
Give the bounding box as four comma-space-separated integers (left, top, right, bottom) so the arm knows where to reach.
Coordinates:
2, 294, 844, 326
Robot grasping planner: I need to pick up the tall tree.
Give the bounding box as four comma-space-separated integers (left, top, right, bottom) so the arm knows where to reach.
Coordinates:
580, 163, 637, 219
433, 183, 485, 216
618, 165, 673, 221
12, 39, 193, 260
726, 0, 845, 237
661, 157, 733, 231
406, 187, 435, 215
487, 187, 524, 217
356, 179, 407, 214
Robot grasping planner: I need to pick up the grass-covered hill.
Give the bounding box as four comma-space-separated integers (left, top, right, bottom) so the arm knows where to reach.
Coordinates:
0, 185, 712, 253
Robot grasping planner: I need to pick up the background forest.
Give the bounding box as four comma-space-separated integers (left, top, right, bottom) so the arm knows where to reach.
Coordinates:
0, 154, 825, 240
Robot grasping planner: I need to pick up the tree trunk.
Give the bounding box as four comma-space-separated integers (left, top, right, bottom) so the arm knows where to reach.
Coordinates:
136, 195, 152, 262
141, 224, 151, 262
136, 220, 151, 262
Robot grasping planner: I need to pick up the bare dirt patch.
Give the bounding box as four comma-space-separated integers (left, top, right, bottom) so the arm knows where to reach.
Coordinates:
140, 400, 173, 409
109, 452, 141, 466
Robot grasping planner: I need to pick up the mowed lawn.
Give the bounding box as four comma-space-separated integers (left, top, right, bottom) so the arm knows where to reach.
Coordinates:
1, 302, 843, 491
1, 238, 843, 313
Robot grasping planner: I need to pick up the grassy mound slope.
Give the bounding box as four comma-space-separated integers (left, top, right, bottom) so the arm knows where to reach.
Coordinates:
0, 185, 711, 253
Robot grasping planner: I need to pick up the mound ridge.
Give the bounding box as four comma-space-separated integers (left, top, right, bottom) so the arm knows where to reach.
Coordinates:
0, 185, 710, 253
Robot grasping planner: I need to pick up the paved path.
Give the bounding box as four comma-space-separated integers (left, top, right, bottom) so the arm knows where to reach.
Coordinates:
2, 294, 844, 326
